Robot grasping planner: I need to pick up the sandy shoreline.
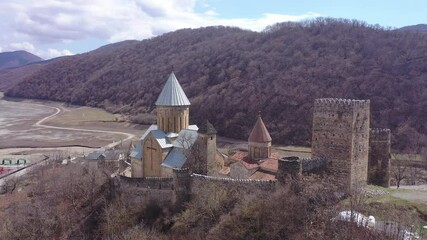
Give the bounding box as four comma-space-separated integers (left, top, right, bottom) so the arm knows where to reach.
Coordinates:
0, 94, 150, 165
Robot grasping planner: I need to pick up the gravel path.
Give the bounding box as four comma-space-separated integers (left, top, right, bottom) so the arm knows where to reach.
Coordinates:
391, 185, 427, 204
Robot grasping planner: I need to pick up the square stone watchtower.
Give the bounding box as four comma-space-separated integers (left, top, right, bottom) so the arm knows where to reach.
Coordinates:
368, 128, 391, 187
311, 98, 370, 192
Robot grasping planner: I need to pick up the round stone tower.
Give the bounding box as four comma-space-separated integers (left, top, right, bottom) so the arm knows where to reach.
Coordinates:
248, 112, 272, 160
155, 72, 190, 133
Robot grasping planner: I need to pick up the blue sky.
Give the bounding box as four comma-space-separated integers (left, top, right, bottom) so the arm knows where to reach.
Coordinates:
196, 0, 427, 28
0, 0, 425, 59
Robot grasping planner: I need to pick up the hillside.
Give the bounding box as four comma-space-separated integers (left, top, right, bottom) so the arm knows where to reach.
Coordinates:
398, 24, 427, 33
0, 63, 45, 90
0, 50, 42, 70
5, 18, 427, 150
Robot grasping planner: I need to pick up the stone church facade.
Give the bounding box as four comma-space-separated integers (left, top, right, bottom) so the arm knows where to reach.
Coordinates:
130, 73, 224, 178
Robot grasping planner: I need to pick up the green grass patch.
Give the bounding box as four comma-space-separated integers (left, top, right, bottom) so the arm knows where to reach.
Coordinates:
340, 185, 427, 228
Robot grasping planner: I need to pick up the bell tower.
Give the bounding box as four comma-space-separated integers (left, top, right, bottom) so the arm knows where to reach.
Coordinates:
155, 72, 190, 133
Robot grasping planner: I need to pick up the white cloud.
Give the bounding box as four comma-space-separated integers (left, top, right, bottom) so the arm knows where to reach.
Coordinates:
7, 42, 35, 52
0, 0, 320, 59
204, 10, 218, 16
47, 48, 73, 58
215, 12, 322, 31
1, 41, 72, 59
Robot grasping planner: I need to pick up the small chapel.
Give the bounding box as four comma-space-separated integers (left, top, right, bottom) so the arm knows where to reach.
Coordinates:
227, 112, 283, 180
130, 73, 224, 177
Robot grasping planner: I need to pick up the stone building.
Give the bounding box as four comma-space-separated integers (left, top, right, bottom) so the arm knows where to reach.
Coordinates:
368, 128, 391, 187
248, 112, 272, 160
196, 120, 225, 174
129, 77, 392, 191
229, 113, 280, 180
130, 73, 224, 178
311, 98, 370, 192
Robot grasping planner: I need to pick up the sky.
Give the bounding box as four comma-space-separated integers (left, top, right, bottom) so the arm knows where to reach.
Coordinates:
0, 0, 426, 59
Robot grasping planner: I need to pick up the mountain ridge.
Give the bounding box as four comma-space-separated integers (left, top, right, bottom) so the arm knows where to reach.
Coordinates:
0, 50, 43, 70
397, 24, 427, 33
4, 18, 427, 150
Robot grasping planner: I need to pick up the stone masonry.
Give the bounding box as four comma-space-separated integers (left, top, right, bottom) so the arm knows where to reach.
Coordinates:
312, 98, 370, 192
368, 128, 391, 187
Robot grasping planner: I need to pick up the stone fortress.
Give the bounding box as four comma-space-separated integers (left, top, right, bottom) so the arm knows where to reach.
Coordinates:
125, 73, 392, 200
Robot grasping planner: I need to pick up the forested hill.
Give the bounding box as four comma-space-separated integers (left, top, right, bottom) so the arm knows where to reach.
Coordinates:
398, 24, 427, 33
0, 50, 42, 70
5, 18, 427, 150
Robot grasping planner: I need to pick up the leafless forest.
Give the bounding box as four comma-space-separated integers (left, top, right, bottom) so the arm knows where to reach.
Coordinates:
4, 18, 427, 151
3, 162, 414, 240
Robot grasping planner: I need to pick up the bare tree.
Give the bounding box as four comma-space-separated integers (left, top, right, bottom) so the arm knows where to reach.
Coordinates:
392, 164, 407, 188
3, 176, 20, 194
175, 132, 208, 175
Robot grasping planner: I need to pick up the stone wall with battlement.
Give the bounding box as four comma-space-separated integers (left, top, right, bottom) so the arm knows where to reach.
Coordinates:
370, 128, 391, 141
301, 157, 328, 173
312, 98, 370, 192
119, 169, 277, 206
191, 173, 277, 191
368, 128, 391, 187
276, 157, 328, 184
119, 175, 174, 189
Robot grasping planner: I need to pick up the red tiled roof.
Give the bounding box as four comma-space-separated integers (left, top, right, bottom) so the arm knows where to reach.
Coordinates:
271, 152, 285, 160
249, 170, 276, 180
230, 151, 248, 161
230, 150, 284, 172
230, 151, 259, 170
248, 114, 272, 143
258, 159, 278, 172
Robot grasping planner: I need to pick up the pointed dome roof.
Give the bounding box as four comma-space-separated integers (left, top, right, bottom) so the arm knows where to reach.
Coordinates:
198, 120, 217, 135
155, 72, 191, 106
248, 113, 272, 143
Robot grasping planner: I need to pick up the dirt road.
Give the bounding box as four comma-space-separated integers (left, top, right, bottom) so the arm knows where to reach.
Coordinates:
33, 104, 136, 142
391, 185, 427, 204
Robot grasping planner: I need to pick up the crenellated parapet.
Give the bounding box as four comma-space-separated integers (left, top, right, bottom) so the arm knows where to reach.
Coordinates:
277, 157, 328, 184
173, 168, 191, 173
119, 175, 174, 189
370, 128, 391, 142
191, 173, 277, 184
314, 98, 370, 109
191, 173, 277, 190
368, 128, 391, 187
301, 157, 328, 173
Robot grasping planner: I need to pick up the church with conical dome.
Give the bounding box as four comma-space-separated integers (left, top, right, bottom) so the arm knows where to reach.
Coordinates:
130, 73, 224, 177
226, 112, 283, 180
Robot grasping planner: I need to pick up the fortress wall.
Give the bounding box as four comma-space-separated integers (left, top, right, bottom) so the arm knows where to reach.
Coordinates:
302, 157, 328, 173
277, 157, 328, 185
350, 101, 370, 189
191, 173, 277, 191
119, 175, 174, 189
368, 128, 391, 187
277, 157, 301, 184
